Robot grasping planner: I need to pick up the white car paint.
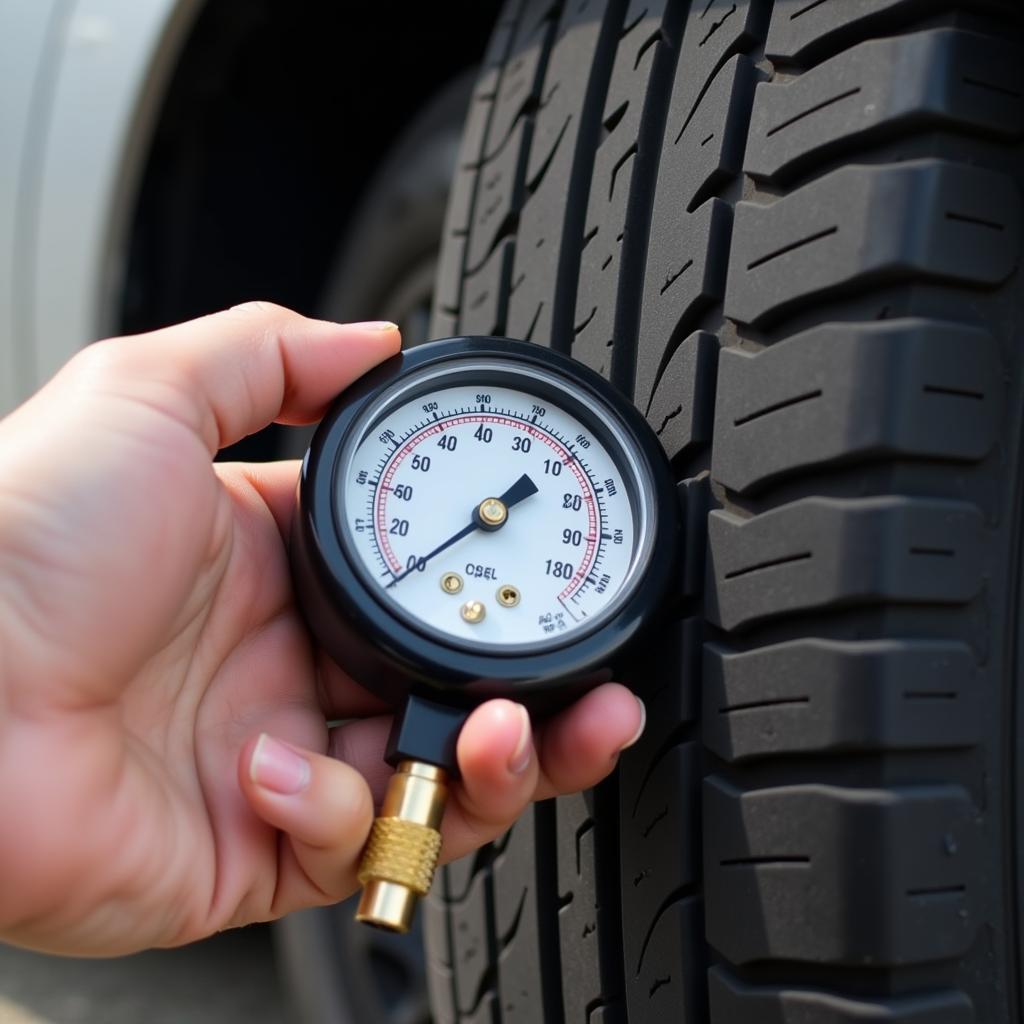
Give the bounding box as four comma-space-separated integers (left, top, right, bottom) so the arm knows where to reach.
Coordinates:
0, 0, 202, 416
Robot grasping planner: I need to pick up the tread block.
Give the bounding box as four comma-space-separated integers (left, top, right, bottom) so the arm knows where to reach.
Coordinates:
461, 238, 515, 336
707, 496, 986, 632
480, 0, 555, 164
703, 638, 981, 762
618, 619, 703, 1023
492, 811, 546, 1024
573, 0, 670, 376
620, 744, 700, 974
426, 960, 457, 1024
632, 0, 764, 403
631, 895, 704, 1024
477, 9, 524, 100
712, 319, 1001, 494
644, 330, 718, 465
426, 880, 457, 1024
636, 199, 731, 407
444, 853, 480, 905
450, 871, 493, 1015
425, 890, 453, 967
668, 54, 758, 214
433, 105, 486, 330
747, 29, 1024, 183
725, 160, 1022, 329
669, 2, 765, 155
709, 967, 976, 1023
620, 616, 700, 739
466, 121, 531, 274
430, 6, 522, 338
508, 2, 606, 344
465, 992, 500, 1024
449, 138, 482, 235
432, 309, 459, 339
434, 235, 466, 320
462, 89, 500, 168
704, 778, 981, 965
556, 791, 606, 1023
766, 0, 957, 67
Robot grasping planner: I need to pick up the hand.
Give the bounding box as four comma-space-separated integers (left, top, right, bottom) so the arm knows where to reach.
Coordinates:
0, 303, 644, 956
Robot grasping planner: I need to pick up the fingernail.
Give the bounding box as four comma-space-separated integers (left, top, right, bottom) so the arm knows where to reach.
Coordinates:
250, 734, 310, 795
620, 697, 646, 751
508, 704, 533, 775
351, 320, 398, 332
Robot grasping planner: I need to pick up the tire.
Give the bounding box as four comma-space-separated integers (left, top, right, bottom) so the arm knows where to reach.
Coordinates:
319, 71, 477, 343
274, 905, 428, 1024
425, 2, 1024, 1022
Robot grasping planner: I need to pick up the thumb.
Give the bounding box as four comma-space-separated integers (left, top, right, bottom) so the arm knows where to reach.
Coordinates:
79, 303, 401, 454
239, 733, 374, 912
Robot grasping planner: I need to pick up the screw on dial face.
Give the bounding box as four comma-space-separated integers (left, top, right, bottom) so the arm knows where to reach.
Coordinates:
338, 363, 651, 654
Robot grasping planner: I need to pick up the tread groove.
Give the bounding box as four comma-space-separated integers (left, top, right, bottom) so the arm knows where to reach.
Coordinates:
719, 695, 811, 714
945, 209, 1005, 232
791, 0, 829, 20
634, 886, 695, 975
764, 85, 860, 137
719, 855, 811, 867
746, 224, 837, 270
963, 74, 1021, 98
606, 2, 690, 396
723, 550, 812, 580
732, 387, 821, 426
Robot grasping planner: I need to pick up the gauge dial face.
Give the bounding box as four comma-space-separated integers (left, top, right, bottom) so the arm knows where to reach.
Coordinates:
337, 362, 652, 653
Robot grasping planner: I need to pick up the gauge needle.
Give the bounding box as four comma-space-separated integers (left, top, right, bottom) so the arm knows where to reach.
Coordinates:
386, 473, 538, 588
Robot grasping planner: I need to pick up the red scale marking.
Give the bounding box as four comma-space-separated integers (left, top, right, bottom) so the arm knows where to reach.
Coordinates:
373, 414, 600, 595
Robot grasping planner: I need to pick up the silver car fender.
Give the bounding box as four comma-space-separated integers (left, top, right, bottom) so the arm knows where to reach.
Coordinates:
0, 0, 202, 415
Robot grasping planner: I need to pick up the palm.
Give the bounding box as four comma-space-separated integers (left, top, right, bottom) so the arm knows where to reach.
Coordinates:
0, 374, 329, 951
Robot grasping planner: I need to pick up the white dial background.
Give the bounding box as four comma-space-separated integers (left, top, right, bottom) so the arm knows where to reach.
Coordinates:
338, 374, 647, 652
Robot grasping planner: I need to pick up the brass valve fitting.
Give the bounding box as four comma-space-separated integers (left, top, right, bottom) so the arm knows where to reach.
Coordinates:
356, 760, 448, 932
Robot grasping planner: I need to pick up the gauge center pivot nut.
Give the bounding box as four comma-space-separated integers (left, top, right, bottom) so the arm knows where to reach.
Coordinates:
290, 336, 682, 931
476, 497, 508, 530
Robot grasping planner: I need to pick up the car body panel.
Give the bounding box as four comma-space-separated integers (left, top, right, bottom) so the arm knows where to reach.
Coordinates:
0, 0, 201, 415
0, 0, 61, 415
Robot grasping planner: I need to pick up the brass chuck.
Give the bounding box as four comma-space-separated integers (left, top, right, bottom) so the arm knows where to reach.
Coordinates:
356, 760, 448, 932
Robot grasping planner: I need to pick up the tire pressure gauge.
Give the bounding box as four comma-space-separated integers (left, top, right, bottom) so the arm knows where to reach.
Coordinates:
291, 337, 680, 932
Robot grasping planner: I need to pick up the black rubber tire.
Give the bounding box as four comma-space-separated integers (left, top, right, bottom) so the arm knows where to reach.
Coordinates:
425, 2, 1024, 1022
319, 70, 477, 340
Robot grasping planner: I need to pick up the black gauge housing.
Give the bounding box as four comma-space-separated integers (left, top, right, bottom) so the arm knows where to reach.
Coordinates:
291, 337, 681, 718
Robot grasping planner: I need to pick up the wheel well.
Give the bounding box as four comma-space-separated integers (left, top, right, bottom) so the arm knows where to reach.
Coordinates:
119, 0, 498, 336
